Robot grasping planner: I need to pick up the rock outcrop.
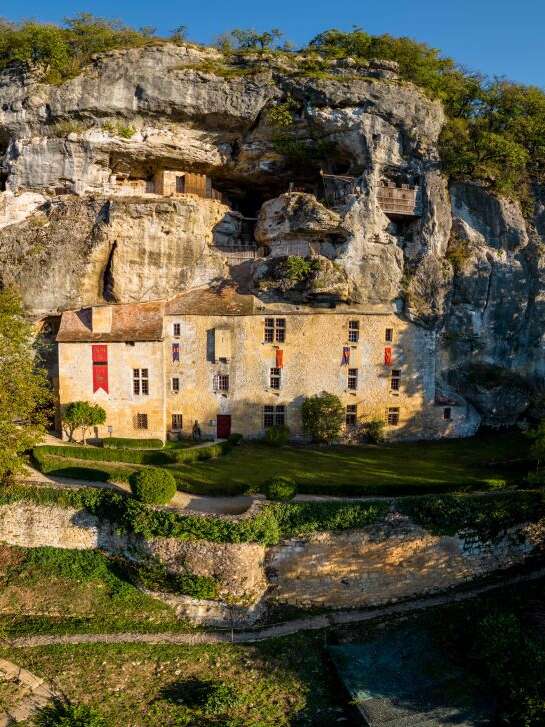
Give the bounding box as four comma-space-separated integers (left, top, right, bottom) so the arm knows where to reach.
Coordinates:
1, 42, 544, 424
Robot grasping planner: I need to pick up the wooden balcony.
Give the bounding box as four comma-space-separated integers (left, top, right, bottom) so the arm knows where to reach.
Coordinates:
377, 183, 422, 217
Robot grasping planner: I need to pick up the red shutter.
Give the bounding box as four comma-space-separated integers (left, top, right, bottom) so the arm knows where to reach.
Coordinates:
92, 345, 108, 362
92, 345, 109, 393
276, 349, 284, 368
384, 347, 393, 366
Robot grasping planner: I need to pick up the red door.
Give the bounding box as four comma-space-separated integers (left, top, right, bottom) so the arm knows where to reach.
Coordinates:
216, 415, 231, 439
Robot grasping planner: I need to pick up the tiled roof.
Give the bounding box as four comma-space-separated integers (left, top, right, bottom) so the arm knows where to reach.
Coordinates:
56, 301, 164, 343
166, 285, 257, 316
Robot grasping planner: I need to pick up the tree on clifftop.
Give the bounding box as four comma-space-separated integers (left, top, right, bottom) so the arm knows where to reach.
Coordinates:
0, 289, 50, 481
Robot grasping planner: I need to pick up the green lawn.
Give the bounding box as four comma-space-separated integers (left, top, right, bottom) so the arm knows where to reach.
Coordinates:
32, 431, 532, 497
168, 431, 530, 496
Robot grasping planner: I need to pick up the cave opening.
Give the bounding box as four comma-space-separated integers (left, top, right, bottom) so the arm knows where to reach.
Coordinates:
0, 173, 7, 192
102, 241, 118, 302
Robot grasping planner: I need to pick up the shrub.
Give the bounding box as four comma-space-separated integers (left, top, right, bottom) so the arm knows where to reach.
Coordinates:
366, 418, 385, 444
301, 392, 344, 443
36, 698, 106, 727
228, 433, 244, 446
264, 425, 290, 447
102, 437, 164, 449
204, 682, 241, 716
265, 476, 297, 501
129, 468, 177, 505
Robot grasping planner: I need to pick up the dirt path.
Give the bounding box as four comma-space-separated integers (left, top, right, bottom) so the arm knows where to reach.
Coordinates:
6, 566, 545, 649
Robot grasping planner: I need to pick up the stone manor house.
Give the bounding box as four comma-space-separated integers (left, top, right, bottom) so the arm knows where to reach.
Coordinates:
56, 285, 478, 442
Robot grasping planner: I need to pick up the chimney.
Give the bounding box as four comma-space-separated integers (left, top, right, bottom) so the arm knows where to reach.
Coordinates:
91, 306, 112, 334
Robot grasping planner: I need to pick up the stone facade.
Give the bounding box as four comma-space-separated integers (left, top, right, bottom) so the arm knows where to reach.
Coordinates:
56, 287, 479, 442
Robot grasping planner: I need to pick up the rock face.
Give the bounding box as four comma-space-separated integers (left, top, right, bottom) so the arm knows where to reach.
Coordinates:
1, 42, 544, 423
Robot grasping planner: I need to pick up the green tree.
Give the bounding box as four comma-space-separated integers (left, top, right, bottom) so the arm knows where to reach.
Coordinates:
527, 419, 545, 472
0, 289, 50, 481
301, 392, 344, 444
229, 28, 283, 51
62, 401, 106, 444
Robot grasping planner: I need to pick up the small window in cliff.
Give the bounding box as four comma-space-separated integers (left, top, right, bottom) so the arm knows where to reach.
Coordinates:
443, 407, 452, 421
385, 328, 393, 342
346, 405, 357, 427
387, 407, 400, 426
348, 320, 359, 343
135, 413, 148, 430
390, 369, 401, 391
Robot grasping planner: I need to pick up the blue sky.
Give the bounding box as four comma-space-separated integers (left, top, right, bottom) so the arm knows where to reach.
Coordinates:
3, 0, 544, 88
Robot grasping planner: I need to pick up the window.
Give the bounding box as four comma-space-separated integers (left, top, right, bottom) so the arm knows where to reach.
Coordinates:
348, 368, 358, 390
176, 175, 185, 193
390, 369, 401, 391
173, 323, 180, 337
263, 404, 286, 428
387, 407, 400, 426
264, 317, 286, 343
172, 377, 180, 393
215, 374, 229, 392
348, 320, 359, 343
172, 414, 183, 431
270, 367, 281, 389
444, 407, 452, 421
346, 404, 357, 427
133, 368, 149, 396
136, 413, 148, 430
172, 343, 180, 362
385, 328, 393, 342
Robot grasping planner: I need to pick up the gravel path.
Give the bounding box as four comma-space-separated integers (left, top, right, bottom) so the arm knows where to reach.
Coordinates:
7, 565, 545, 649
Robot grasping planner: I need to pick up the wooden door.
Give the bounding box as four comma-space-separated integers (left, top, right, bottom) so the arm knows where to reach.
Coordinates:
216, 415, 231, 439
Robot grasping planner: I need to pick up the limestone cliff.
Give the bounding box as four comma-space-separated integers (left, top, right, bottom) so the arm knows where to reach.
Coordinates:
1, 42, 544, 424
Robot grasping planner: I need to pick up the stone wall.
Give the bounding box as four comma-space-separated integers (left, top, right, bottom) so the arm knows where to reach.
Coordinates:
0, 502, 544, 626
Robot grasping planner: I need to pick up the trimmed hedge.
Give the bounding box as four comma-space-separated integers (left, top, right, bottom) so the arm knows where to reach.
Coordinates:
34, 442, 231, 467
103, 437, 164, 449
265, 476, 297, 501
129, 468, 177, 505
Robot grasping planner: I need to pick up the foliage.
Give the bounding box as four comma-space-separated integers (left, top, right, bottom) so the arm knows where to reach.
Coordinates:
364, 418, 386, 444
203, 682, 241, 715
301, 392, 345, 444
307, 27, 545, 196
129, 557, 218, 599
527, 419, 545, 472
101, 120, 136, 138
50, 119, 92, 137
446, 235, 473, 274
35, 440, 229, 465
103, 437, 164, 449
62, 401, 106, 444
220, 28, 284, 52
264, 425, 291, 447
264, 476, 297, 501
129, 467, 177, 504
0, 14, 158, 84
267, 98, 297, 128
398, 491, 545, 540
0, 289, 50, 481
281, 256, 320, 283
35, 698, 106, 726
273, 500, 389, 537
227, 433, 243, 446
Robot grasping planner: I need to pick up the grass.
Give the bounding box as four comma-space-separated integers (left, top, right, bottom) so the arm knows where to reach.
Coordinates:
0, 544, 192, 637
30, 431, 531, 497
0, 634, 349, 726
167, 430, 531, 496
